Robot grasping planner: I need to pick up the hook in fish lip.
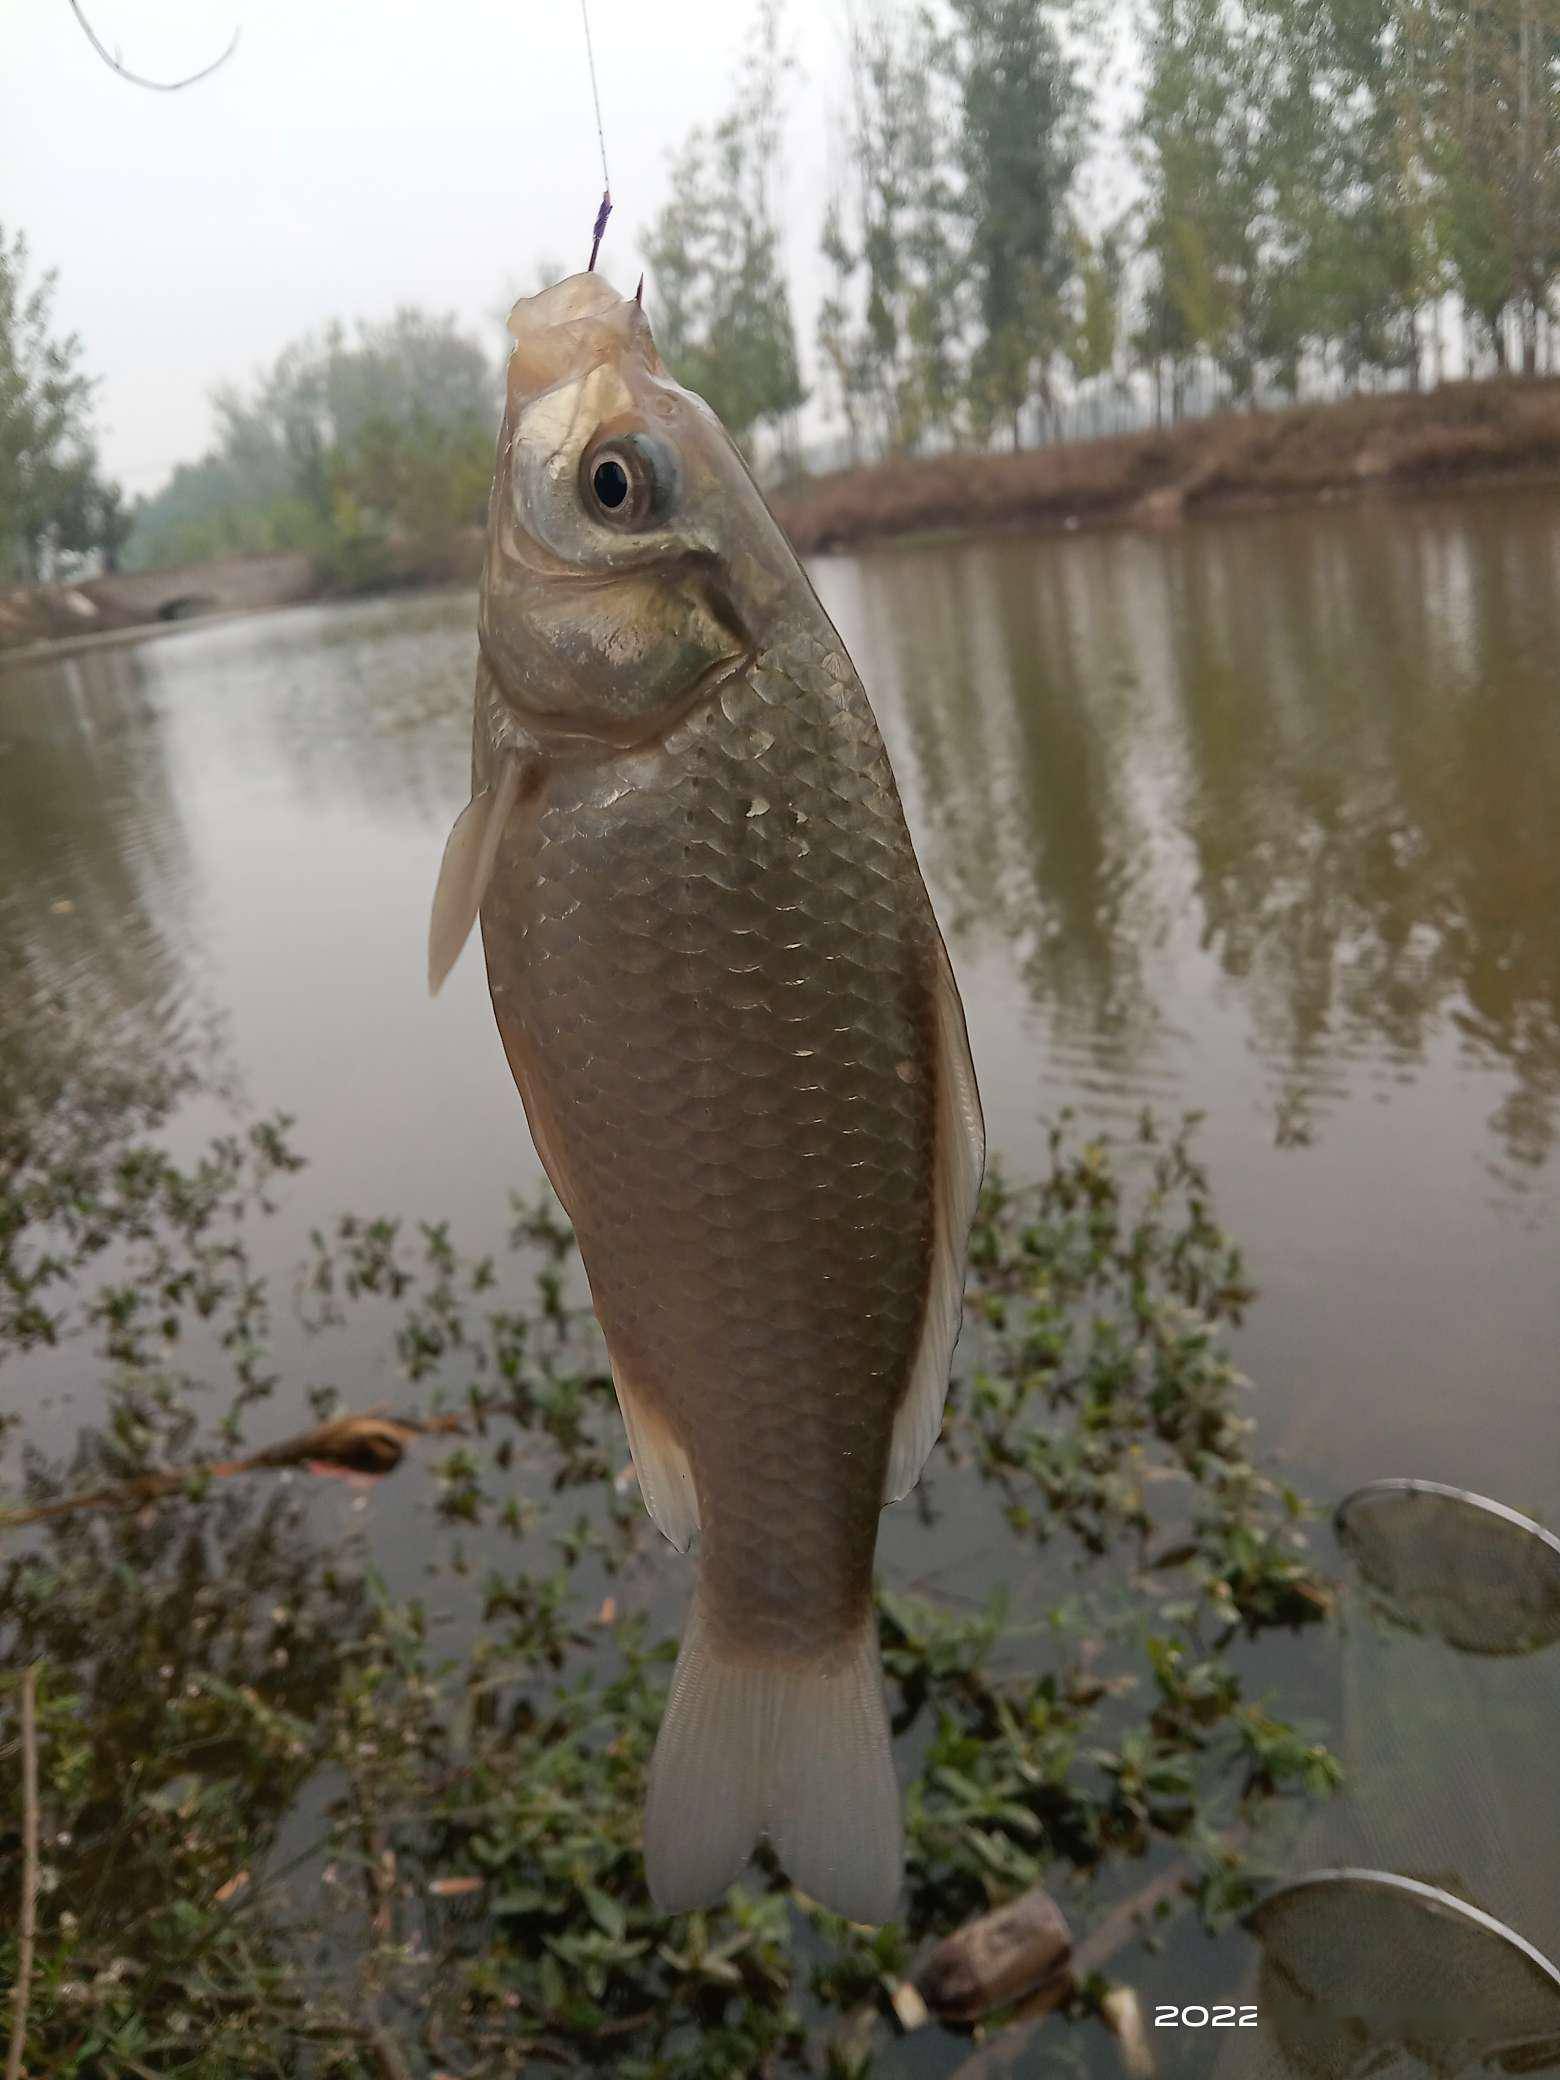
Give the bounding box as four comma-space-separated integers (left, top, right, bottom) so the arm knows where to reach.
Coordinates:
587, 186, 614, 271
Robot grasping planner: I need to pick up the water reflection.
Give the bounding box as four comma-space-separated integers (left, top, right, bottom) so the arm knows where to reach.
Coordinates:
4, 496, 1559, 1506
0, 641, 201, 1060
855, 537, 1177, 1090
852, 491, 1560, 1178
153, 590, 476, 833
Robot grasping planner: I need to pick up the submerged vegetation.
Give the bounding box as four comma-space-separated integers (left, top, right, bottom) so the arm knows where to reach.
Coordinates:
0, 1003, 1336, 2076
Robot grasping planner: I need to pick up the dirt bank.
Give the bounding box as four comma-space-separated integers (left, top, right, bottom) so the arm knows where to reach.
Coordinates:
7, 382, 1557, 659
769, 375, 1560, 554
0, 534, 484, 659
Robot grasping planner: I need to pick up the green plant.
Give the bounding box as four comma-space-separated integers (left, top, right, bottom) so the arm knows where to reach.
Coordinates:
0, 1038, 1335, 2076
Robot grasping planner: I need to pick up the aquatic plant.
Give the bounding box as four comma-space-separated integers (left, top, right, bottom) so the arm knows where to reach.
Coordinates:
0, 1049, 1335, 2077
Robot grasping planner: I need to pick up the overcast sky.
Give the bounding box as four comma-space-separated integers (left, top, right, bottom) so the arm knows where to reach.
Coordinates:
5, 0, 855, 492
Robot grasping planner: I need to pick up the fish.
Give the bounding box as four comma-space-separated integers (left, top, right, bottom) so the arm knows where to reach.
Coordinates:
428, 272, 984, 1925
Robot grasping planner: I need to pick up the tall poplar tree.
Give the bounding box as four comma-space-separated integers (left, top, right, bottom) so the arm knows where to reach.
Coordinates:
820, 6, 963, 456
1405, 0, 1560, 372
949, 0, 1083, 445
641, 3, 806, 449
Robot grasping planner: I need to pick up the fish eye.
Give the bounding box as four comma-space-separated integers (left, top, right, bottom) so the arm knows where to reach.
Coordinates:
594, 458, 629, 510
581, 431, 676, 530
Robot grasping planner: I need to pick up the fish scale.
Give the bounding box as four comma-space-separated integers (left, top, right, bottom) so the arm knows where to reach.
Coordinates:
485, 649, 933, 1657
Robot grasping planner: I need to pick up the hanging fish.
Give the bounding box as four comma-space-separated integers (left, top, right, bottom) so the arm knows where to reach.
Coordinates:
429, 274, 983, 1925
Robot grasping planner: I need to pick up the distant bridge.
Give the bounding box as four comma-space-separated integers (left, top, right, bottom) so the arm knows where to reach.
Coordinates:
86, 552, 319, 624
0, 552, 318, 654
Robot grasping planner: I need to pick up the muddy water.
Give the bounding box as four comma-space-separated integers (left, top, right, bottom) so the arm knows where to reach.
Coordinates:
825, 490, 1560, 1519
3, 487, 1559, 2061
3, 493, 1558, 1500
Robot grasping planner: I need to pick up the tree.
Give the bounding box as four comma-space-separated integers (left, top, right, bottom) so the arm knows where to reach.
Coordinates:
1071, 225, 1123, 395
641, 2, 806, 451
1136, 0, 1285, 410
1404, 0, 1560, 374
816, 196, 868, 462
126, 309, 499, 574
1249, 0, 1435, 391
0, 224, 122, 581
824, 6, 964, 456
948, 0, 1083, 445
92, 479, 135, 573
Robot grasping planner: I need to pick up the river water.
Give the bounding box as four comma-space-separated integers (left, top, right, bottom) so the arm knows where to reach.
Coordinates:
6, 490, 1556, 1510
3, 485, 1559, 2060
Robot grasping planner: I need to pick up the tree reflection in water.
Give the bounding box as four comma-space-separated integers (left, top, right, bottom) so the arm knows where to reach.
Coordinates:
854, 491, 1560, 1179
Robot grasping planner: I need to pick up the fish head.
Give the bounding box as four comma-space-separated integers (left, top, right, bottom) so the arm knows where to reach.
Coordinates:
481, 273, 805, 743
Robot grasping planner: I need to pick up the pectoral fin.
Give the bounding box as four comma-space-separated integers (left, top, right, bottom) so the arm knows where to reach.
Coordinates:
427, 754, 523, 996
884, 934, 985, 1505
610, 1361, 700, 1553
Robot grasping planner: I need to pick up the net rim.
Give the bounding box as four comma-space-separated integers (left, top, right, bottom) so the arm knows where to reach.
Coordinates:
1335, 1479, 1560, 1564
1335, 1478, 1560, 1653
1248, 1866, 1560, 1996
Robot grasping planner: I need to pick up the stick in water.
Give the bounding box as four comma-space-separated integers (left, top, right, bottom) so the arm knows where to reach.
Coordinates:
5, 1664, 39, 2080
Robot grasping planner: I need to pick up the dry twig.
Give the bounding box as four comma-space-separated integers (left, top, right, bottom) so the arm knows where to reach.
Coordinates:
362, 2021, 414, 2080
943, 1860, 1193, 2079
0, 1409, 465, 1530
4, 1665, 40, 2080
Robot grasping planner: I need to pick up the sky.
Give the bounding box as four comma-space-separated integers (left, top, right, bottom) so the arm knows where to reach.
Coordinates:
4, 0, 854, 494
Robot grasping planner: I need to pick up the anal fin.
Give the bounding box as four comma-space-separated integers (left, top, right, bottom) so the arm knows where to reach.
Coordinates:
612, 1361, 700, 1553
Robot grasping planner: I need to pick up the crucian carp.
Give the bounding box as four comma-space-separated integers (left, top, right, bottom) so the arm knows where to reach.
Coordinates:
430, 272, 983, 1925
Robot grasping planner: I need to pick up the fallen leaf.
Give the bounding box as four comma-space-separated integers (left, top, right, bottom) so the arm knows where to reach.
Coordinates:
428, 1875, 484, 1898
597, 1596, 617, 1624
890, 1980, 929, 2031
1101, 1985, 1155, 2078
213, 1870, 250, 1904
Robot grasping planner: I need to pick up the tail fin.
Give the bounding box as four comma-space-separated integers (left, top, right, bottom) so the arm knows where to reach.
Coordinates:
643, 1587, 902, 1925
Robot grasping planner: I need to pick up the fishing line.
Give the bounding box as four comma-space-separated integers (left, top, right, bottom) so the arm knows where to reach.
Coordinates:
579, 0, 613, 269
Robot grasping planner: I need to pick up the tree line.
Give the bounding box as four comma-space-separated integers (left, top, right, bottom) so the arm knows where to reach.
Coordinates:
122, 311, 498, 583
656, 0, 1560, 460
6, 0, 1558, 583
0, 227, 499, 587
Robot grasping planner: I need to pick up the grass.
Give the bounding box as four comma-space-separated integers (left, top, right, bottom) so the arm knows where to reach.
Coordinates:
0, 1004, 1337, 2077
